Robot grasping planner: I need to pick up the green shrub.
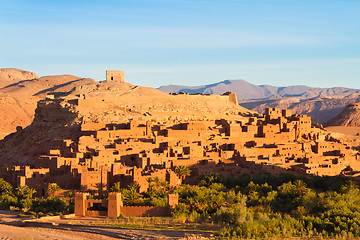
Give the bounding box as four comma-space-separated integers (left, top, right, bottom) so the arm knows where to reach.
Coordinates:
31, 196, 70, 214
0, 193, 18, 210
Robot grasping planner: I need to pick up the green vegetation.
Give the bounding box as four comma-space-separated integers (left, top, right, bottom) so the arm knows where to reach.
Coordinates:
119, 177, 170, 207
175, 165, 191, 182
110, 181, 121, 192
47, 183, 61, 197
173, 173, 360, 239
112, 172, 360, 238
0, 179, 71, 217
4, 172, 360, 238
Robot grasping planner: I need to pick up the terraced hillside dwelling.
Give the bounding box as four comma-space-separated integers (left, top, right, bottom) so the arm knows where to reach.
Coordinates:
0, 71, 360, 198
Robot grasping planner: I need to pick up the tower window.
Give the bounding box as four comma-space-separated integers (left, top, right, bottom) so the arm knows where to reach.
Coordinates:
111, 77, 113, 80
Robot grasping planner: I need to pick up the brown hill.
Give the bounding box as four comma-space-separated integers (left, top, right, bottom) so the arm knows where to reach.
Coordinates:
0, 68, 95, 138
240, 94, 360, 124
0, 74, 94, 97
159, 79, 360, 124
325, 102, 360, 127
63, 81, 251, 123
0, 80, 251, 165
0, 68, 38, 87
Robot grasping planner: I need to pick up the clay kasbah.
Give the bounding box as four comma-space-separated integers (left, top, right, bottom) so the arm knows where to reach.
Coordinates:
1, 70, 358, 208
2, 69, 360, 239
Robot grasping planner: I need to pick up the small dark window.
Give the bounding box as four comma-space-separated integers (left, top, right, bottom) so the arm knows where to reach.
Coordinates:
111, 77, 113, 80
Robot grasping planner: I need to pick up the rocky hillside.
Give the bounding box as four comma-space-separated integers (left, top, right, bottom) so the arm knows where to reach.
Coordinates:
0, 68, 38, 87
1, 74, 94, 97
62, 81, 252, 123
0, 68, 94, 138
0, 80, 251, 165
325, 102, 360, 127
240, 94, 360, 124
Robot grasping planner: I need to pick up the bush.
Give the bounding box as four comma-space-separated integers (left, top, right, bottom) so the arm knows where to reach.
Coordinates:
17, 213, 36, 219
148, 196, 167, 207
0, 193, 18, 210
172, 203, 190, 219
31, 196, 70, 214
20, 198, 33, 209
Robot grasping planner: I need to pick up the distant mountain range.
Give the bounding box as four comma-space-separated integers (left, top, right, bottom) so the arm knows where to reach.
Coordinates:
158, 80, 360, 101
158, 80, 360, 123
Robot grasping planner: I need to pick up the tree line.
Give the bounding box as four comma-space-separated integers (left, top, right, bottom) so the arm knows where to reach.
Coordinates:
3, 165, 360, 238
172, 172, 360, 238
0, 179, 71, 218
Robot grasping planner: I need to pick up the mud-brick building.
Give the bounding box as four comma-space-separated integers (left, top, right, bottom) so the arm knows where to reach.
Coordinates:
74, 192, 178, 218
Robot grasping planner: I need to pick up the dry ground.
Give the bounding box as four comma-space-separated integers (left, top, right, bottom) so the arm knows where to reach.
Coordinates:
0, 211, 212, 239
0, 224, 208, 240
325, 126, 360, 138
0, 224, 117, 240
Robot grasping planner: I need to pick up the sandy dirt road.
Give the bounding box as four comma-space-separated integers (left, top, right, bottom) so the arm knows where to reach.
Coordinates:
0, 224, 114, 240
0, 223, 211, 239
0, 211, 211, 239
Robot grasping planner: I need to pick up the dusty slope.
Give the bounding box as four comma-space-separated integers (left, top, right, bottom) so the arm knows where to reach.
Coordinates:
0, 68, 38, 87
0, 80, 252, 165
0, 68, 94, 138
0, 74, 94, 97
325, 102, 360, 127
66, 81, 252, 123
325, 126, 360, 138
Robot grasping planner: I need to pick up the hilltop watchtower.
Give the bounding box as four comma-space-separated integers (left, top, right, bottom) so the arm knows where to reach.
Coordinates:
106, 70, 125, 83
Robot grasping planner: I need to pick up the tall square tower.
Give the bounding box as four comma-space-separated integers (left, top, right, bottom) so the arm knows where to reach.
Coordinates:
106, 70, 125, 83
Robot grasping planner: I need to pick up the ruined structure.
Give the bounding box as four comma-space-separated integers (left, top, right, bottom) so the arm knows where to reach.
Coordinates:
106, 70, 124, 83
1, 71, 360, 199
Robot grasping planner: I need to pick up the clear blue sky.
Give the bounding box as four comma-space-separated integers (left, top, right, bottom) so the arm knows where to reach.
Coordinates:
1, 0, 360, 88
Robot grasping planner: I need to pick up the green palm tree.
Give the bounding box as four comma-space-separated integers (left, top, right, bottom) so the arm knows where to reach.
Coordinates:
27, 188, 37, 198
293, 180, 307, 195
147, 177, 153, 186
66, 191, 74, 203
110, 181, 121, 192
147, 177, 154, 196
15, 185, 36, 199
153, 177, 162, 189
16, 186, 29, 199
123, 183, 141, 206
341, 180, 358, 193
47, 183, 61, 197
175, 165, 191, 182
160, 179, 169, 189
66, 191, 74, 198
0, 178, 13, 194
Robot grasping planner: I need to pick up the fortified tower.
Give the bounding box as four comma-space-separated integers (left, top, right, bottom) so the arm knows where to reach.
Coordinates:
106, 70, 125, 83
